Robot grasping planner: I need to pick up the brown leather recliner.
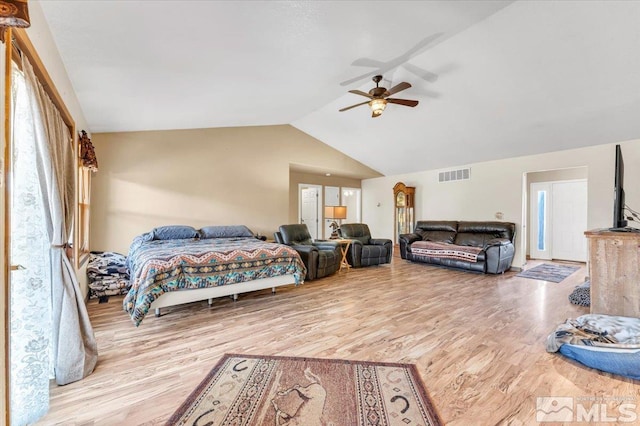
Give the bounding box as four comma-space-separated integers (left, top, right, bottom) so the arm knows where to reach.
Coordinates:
338, 223, 392, 267
274, 224, 341, 280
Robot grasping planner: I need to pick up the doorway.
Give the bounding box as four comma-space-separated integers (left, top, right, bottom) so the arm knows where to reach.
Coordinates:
298, 184, 322, 240
528, 177, 588, 262
341, 187, 362, 224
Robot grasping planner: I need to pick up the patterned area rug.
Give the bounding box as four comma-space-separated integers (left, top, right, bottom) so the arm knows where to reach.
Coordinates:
517, 263, 580, 283
166, 353, 443, 426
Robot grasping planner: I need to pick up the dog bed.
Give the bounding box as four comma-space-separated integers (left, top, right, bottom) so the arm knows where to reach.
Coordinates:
547, 314, 640, 380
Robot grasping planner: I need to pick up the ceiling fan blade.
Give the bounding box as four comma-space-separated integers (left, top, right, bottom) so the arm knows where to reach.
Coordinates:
403, 32, 444, 59
402, 62, 439, 83
386, 82, 411, 96
339, 100, 370, 112
348, 89, 373, 99
351, 58, 386, 68
387, 98, 419, 107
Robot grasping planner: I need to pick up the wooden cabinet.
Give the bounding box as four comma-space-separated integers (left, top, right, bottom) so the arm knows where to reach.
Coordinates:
393, 182, 415, 244
584, 229, 640, 317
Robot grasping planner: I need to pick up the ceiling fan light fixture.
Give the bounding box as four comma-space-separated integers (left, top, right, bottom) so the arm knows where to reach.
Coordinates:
340, 75, 416, 116
370, 98, 387, 117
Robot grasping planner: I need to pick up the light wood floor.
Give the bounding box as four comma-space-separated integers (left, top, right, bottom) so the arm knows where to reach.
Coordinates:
37, 256, 639, 425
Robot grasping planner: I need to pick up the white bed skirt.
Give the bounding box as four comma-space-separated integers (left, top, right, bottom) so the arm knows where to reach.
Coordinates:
149, 274, 300, 313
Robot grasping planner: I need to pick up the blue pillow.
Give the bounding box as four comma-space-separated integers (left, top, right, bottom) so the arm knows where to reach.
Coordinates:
152, 225, 198, 240
198, 225, 254, 239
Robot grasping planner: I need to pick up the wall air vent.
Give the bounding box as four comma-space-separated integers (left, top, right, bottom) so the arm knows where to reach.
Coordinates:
438, 168, 470, 183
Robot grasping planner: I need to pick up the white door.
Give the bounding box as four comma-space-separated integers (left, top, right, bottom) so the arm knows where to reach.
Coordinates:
551, 180, 588, 261
299, 185, 320, 239
530, 182, 552, 260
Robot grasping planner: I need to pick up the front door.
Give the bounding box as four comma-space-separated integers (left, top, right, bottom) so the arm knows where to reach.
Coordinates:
529, 180, 588, 261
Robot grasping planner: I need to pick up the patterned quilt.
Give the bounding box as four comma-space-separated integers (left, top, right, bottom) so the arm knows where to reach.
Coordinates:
124, 237, 306, 326
410, 240, 483, 262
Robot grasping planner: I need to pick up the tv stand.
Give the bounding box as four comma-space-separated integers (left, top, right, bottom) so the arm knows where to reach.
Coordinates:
584, 229, 640, 317
608, 227, 640, 233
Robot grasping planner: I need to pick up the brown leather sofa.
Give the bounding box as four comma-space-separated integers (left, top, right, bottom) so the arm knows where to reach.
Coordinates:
399, 221, 516, 274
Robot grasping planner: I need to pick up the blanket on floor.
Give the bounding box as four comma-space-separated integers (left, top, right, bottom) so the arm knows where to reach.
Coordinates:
546, 314, 640, 352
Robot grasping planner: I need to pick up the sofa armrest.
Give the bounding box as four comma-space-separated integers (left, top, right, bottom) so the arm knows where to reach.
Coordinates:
399, 233, 421, 260
312, 240, 340, 251
289, 245, 319, 281
400, 233, 421, 245
370, 238, 391, 246
370, 238, 393, 263
484, 237, 511, 248
484, 240, 515, 274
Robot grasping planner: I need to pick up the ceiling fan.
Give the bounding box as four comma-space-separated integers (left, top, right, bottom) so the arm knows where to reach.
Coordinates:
339, 75, 419, 118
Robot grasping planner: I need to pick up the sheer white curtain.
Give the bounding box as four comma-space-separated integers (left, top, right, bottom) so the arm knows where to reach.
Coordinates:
10, 62, 51, 425
9, 53, 99, 424
20, 54, 98, 385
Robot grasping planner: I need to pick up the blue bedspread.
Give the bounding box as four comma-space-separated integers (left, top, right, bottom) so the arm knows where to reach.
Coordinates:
124, 237, 306, 326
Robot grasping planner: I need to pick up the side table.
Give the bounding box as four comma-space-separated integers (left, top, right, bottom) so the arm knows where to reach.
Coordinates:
335, 239, 352, 272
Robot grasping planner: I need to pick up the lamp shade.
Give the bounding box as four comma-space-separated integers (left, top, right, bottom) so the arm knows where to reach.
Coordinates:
325, 206, 347, 220
0, 0, 30, 28
369, 98, 387, 117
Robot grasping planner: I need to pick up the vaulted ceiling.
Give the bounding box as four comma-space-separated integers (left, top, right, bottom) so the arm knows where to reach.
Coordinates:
39, 1, 640, 176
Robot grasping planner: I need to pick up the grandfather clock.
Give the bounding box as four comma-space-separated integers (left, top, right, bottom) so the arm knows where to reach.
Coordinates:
393, 182, 415, 244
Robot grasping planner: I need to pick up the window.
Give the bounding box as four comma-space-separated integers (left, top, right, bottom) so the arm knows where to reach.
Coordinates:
77, 165, 91, 261
537, 190, 547, 251
75, 130, 97, 267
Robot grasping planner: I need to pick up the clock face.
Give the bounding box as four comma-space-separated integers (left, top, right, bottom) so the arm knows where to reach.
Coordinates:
396, 192, 406, 207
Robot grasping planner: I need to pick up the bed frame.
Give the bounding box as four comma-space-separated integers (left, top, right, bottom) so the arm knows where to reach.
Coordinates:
149, 274, 299, 317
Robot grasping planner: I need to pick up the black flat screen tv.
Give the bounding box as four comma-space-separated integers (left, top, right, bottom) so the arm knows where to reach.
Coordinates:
613, 144, 627, 229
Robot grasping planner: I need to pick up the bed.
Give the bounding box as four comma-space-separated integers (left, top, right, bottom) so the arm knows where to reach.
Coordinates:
123, 225, 306, 326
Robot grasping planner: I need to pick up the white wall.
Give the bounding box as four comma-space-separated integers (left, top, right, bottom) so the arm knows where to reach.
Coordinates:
363, 139, 640, 268
28, 1, 89, 132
